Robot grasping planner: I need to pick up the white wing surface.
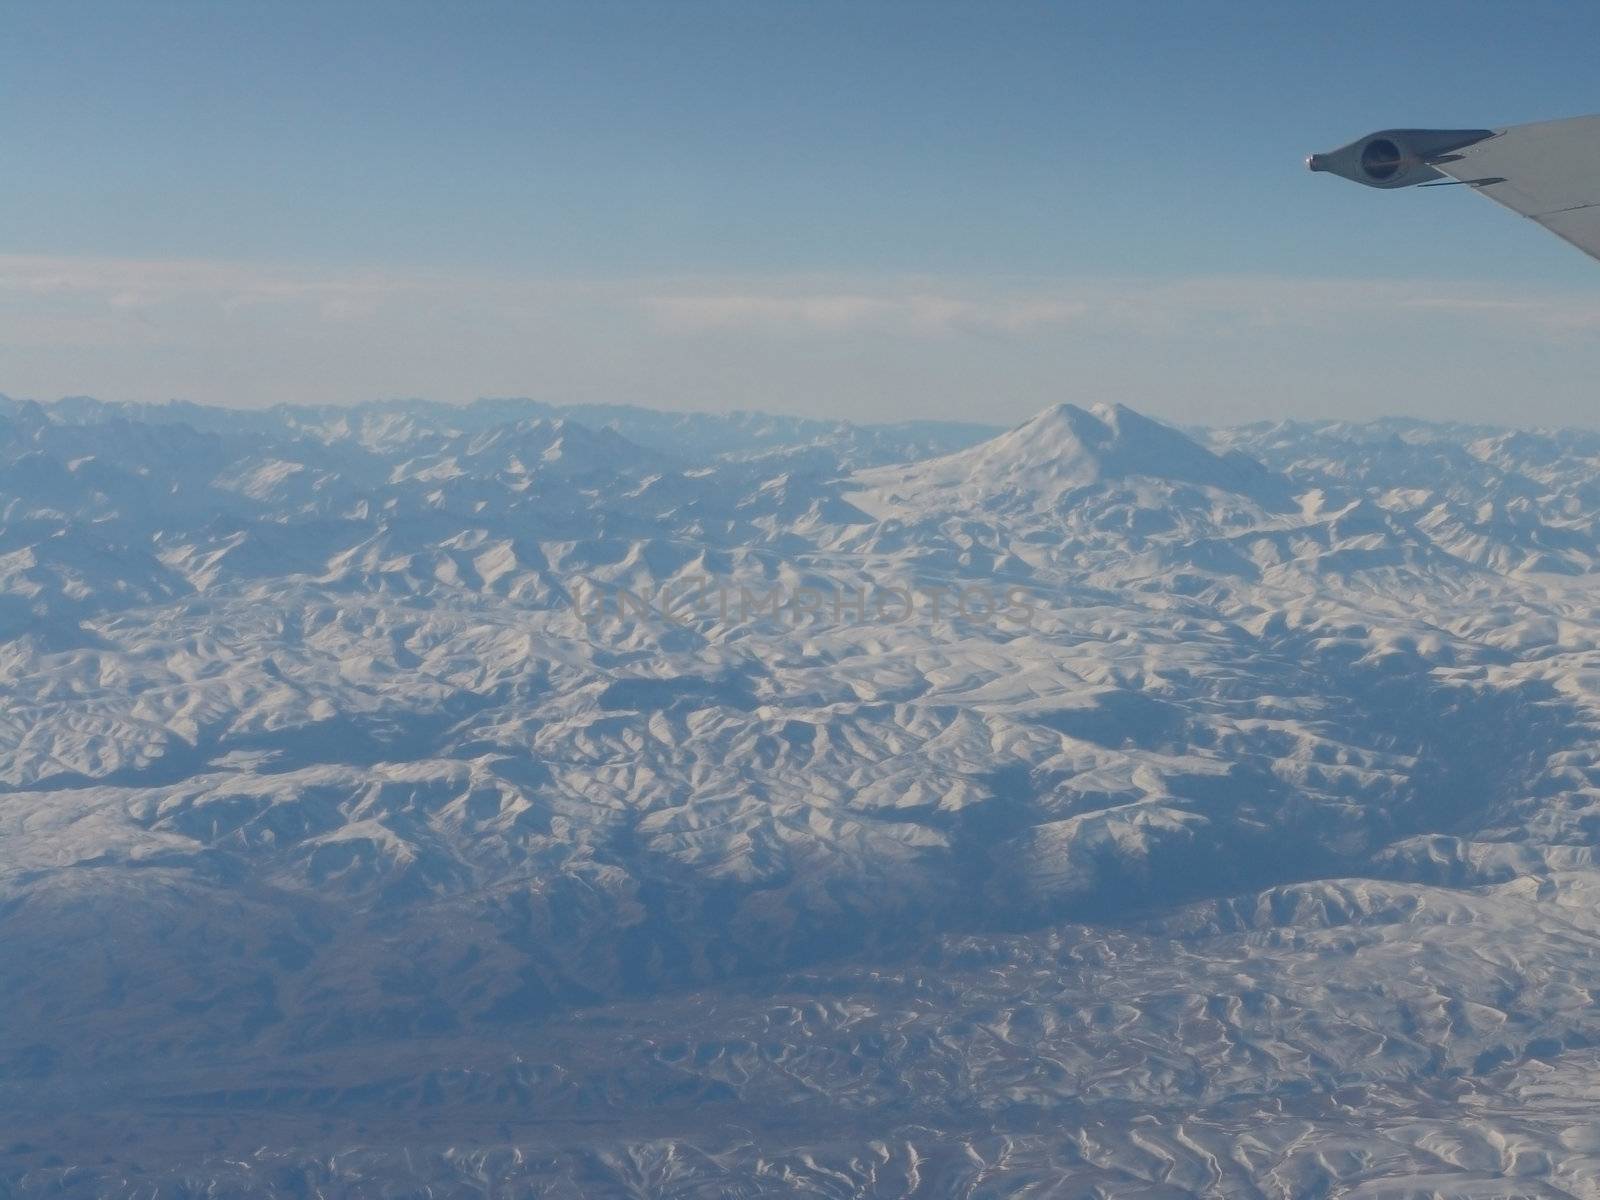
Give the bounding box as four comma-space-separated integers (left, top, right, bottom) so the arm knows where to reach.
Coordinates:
1430, 116, 1600, 262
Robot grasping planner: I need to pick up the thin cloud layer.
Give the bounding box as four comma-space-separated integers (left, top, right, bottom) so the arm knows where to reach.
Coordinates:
644, 276, 1600, 338
4, 255, 1600, 424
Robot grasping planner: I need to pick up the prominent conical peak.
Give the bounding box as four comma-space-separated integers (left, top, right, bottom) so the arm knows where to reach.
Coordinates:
851, 400, 1287, 514
965, 403, 1117, 483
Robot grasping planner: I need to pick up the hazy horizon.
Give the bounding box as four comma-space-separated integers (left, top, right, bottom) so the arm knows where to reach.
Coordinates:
7, 368, 1600, 435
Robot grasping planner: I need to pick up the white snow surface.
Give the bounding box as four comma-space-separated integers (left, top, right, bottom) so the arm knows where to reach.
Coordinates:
6, 395, 1600, 1195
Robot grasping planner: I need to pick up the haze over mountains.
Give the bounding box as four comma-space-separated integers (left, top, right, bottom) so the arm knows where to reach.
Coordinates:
6, 393, 1600, 1196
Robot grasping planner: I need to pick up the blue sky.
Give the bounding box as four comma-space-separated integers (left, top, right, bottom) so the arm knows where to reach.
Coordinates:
6, 0, 1600, 425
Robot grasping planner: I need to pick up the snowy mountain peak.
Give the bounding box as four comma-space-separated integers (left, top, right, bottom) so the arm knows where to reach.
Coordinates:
851, 399, 1287, 515
980, 402, 1121, 479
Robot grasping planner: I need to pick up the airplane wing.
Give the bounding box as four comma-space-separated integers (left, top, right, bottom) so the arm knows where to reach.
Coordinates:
1430, 116, 1600, 263
1308, 115, 1600, 264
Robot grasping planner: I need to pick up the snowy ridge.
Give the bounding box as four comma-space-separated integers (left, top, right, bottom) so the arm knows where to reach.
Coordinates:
5, 394, 1600, 1195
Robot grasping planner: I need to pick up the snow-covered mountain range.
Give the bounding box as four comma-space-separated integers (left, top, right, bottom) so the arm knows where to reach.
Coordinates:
6, 393, 1600, 1196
